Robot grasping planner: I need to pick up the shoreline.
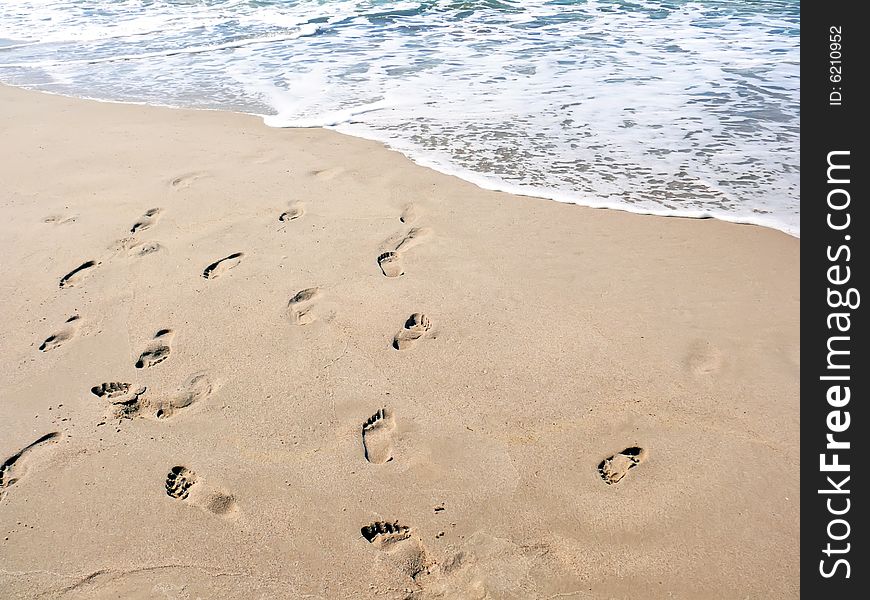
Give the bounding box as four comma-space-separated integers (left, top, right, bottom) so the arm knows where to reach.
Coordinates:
0, 83, 799, 599
2, 83, 800, 238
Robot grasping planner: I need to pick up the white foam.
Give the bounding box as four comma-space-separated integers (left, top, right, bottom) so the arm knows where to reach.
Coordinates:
0, 0, 800, 236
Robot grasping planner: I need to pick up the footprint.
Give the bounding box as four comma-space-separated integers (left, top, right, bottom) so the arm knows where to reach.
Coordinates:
287, 287, 321, 325
153, 372, 213, 419
135, 329, 174, 369
377, 252, 404, 278
202, 252, 244, 279
278, 202, 305, 222
361, 521, 432, 580
598, 447, 648, 485
394, 227, 432, 253
130, 208, 161, 233
393, 313, 432, 350
362, 408, 396, 465
91, 382, 133, 399
165, 466, 197, 500
112, 237, 163, 257
169, 172, 205, 189
133, 241, 162, 256
165, 466, 236, 515
0, 432, 60, 504
378, 227, 431, 278
685, 340, 724, 376
42, 214, 77, 225
59, 260, 99, 289
91, 383, 147, 419
400, 203, 420, 224
38, 315, 81, 352
311, 166, 345, 180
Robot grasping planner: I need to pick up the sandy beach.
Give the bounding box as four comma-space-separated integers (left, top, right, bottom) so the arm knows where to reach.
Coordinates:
0, 84, 799, 599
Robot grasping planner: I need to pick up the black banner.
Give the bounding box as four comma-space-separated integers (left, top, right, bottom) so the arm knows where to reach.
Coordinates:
802, 2, 867, 596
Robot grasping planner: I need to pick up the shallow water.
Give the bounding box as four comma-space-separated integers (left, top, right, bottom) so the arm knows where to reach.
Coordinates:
0, 0, 800, 235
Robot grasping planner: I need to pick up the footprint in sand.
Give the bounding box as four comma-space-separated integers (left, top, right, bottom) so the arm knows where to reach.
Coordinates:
393, 313, 432, 350
287, 287, 321, 325
91, 382, 134, 399
362, 408, 396, 464
400, 203, 420, 224
153, 372, 213, 420
202, 252, 244, 279
169, 172, 205, 189
598, 447, 648, 485
59, 260, 99, 289
377, 252, 404, 278
90, 383, 147, 419
685, 340, 725, 376
92, 373, 210, 421
377, 227, 431, 278
133, 241, 162, 257
135, 329, 174, 369
39, 315, 82, 352
311, 166, 345, 180
165, 466, 236, 515
0, 432, 60, 504
278, 202, 305, 222
42, 214, 77, 225
130, 208, 161, 234
361, 521, 432, 580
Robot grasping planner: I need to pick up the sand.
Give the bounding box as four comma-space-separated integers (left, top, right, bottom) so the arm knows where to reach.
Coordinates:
0, 84, 800, 599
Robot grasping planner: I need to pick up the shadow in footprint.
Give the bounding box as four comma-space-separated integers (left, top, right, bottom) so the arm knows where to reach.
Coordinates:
362, 408, 396, 464
202, 253, 244, 279
131, 208, 161, 233
43, 215, 77, 225
287, 287, 321, 325
59, 260, 99, 289
400, 203, 420, 224
153, 372, 213, 419
0, 432, 60, 503
166, 466, 197, 500
361, 521, 432, 580
377, 227, 431, 278
135, 329, 174, 369
377, 252, 404, 278
279, 202, 305, 222
91, 373, 210, 421
598, 447, 648, 485
393, 313, 432, 350
39, 315, 81, 352
165, 465, 236, 515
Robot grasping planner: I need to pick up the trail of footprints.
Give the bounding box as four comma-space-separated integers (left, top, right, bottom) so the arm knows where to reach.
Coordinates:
35, 189, 652, 587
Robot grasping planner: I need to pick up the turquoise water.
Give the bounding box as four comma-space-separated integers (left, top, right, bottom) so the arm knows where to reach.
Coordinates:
0, 1, 800, 234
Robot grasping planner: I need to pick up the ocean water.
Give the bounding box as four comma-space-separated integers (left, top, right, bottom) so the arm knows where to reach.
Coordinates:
0, 0, 800, 235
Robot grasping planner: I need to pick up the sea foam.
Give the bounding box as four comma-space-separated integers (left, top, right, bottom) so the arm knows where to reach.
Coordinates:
0, 0, 800, 235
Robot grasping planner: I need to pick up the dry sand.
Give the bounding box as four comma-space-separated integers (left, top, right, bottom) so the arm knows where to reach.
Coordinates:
0, 84, 799, 599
